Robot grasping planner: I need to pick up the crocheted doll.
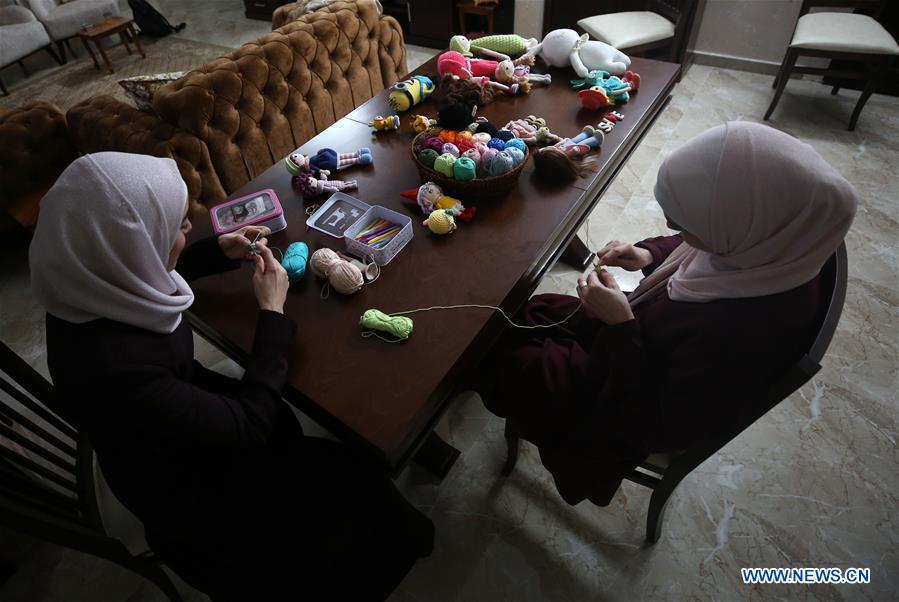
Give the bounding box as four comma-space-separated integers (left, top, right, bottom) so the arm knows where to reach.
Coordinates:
554, 125, 604, 156
437, 51, 537, 95
286, 148, 372, 176
294, 171, 357, 197
400, 182, 476, 221
449, 34, 539, 60
532, 29, 630, 77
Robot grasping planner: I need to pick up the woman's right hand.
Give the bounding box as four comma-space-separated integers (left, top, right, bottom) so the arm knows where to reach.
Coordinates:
597, 240, 654, 271
252, 243, 289, 314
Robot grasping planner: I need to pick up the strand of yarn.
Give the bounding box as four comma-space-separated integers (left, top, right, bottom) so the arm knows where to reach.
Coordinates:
360, 302, 583, 342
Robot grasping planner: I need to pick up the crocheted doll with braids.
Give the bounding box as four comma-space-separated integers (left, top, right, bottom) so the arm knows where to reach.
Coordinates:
285, 148, 372, 177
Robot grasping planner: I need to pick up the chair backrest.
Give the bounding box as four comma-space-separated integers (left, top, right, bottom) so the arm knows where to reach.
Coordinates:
673, 242, 848, 471
799, 0, 886, 19
647, 0, 691, 25
0, 339, 114, 558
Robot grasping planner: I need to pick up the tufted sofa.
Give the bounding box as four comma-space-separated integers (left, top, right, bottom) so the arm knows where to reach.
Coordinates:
66, 0, 407, 217
0, 101, 77, 229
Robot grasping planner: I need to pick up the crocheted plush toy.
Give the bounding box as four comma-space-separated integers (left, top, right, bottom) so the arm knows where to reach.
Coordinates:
388, 75, 435, 112
400, 182, 476, 221
531, 29, 630, 77
570, 69, 611, 90
449, 34, 539, 59
437, 51, 539, 95
371, 115, 400, 131
554, 125, 604, 156
286, 148, 372, 176
294, 171, 357, 197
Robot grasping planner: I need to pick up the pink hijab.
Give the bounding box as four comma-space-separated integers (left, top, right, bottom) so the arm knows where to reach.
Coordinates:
628, 122, 857, 306
30, 152, 194, 334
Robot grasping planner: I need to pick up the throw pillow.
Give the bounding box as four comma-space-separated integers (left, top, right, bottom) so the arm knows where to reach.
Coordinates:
118, 71, 185, 111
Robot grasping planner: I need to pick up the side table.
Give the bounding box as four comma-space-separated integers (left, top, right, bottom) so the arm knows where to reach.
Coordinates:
78, 16, 145, 75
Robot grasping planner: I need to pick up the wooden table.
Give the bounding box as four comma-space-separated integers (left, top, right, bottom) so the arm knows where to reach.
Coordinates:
187, 55, 679, 477
78, 16, 145, 74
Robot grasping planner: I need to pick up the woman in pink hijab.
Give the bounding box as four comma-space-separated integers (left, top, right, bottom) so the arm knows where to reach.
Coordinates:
476, 122, 857, 506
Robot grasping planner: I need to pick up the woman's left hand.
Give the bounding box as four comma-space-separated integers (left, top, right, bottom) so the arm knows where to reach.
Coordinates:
577, 269, 634, 325
218, 226, 271, 261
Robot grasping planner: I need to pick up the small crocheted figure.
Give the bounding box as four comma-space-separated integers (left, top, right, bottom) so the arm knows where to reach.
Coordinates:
294, 171, 357, 197
286, 148, 372, 176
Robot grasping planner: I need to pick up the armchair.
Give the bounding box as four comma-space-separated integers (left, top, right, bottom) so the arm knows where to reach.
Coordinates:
0, 4, 60, 95
22, 0, 120, 63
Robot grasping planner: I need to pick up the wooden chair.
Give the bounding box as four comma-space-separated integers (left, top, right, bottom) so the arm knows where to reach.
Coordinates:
765, 0, 899, 131
0, 339, 183, 601
501, 242, 848, 544
576, 0, 699, 66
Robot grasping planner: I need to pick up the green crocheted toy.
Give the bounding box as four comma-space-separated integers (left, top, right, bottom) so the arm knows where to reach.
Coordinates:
449, 34, 538, 59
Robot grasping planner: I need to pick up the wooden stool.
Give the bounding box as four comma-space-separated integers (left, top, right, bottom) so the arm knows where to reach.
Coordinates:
457, 0, 498, 36
78, 16, 145, 75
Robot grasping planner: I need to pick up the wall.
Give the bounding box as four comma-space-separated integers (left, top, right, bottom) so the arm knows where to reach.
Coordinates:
514, 0, 545, 40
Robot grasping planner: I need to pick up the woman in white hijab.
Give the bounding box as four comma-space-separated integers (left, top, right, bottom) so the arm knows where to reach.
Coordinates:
477, 122, 857, 506
29, 152, 433, 600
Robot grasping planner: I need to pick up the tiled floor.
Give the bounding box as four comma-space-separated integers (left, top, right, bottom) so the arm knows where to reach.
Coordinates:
2, 5, 898, 602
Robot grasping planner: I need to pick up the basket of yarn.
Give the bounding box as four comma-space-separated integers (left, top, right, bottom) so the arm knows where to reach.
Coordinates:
411, 130, 528, 200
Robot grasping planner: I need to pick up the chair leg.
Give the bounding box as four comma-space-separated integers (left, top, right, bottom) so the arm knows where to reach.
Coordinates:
764, 48, 799, 121
645, 485, 672, 544
848, 57, 891, 131
501, 419, 520, 476
56, 40, 67, 64
45, 44, 63, 66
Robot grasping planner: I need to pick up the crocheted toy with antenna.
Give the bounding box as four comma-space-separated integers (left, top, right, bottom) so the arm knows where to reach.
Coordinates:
285, 148, 372, 176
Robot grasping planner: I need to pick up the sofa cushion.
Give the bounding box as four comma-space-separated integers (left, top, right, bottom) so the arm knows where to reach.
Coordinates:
39, 0, 120, 41
0, 19, 51, 65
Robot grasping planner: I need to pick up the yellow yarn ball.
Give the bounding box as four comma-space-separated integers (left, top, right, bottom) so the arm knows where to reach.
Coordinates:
423, 209, 456, 235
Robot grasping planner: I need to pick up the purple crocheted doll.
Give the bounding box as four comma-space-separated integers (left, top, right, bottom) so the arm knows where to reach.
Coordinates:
294, 171, 357, 197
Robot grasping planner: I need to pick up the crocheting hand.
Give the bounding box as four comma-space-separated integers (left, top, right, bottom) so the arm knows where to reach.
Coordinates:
252, 243, 289, 314
577, 269, 633, 325
218, 225, 271, 261
596, 240, 653, 271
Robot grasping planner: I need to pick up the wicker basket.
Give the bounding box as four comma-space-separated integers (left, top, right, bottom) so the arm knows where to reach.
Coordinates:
410, 131, 528, 200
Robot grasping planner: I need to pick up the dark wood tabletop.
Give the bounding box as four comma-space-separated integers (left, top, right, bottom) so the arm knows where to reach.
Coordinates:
187, 54, 680, 474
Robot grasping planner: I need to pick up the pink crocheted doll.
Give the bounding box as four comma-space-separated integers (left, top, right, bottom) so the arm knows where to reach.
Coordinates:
294, 171, 357, 197
437, 50, 539, 94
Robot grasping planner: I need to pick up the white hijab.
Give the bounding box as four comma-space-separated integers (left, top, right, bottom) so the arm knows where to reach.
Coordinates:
629, 122, 857, 306
30, 152, 194, 334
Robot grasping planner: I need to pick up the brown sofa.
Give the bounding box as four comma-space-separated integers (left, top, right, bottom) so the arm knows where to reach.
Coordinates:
0, 101, 77, 229
67, 0, 406, 217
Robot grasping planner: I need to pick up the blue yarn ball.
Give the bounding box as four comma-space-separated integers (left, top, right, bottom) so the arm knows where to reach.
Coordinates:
282, 242, 309, 282
504, 138, 527, 154
487, 138, 505, 151
488, 151, 515, 176
505, 147, 525, 167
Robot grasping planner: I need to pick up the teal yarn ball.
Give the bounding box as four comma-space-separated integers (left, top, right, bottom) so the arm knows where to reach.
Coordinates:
453, 156, 477, 180
504, 138, 527, 154
282, 241, 309, 282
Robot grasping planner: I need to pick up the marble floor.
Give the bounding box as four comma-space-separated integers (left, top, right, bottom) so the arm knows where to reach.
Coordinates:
2, 6, 899, 602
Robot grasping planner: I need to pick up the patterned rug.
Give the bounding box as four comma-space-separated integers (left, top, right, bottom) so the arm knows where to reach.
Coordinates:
0, 36, 233, 112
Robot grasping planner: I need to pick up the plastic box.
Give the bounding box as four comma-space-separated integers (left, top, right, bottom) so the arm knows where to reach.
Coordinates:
210, 189, 287, 234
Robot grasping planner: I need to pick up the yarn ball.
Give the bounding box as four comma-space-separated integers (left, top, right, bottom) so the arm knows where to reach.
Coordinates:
457, 139, 474, 153
423, 137, 444, 153
471, 132, 491, 145
488, 151, 515, 176
309, 248, 364, 294
417, 148, 439, 168
360, 309, 413, 341
442, 143, 460, 157
505, 146, 525, 167
423, 209, 456, 234
434, 153, 457, 178
457, 130, 473, 143
437, 103, 474, 131
504, 138, 528, 154
462, 148, 481, 166
453, 156, 477, 181
495, 129, 515, 142
487, 138, 505, 151
478, 148, 498, 177
438, 129, 457, 144
282, 241, 309, 282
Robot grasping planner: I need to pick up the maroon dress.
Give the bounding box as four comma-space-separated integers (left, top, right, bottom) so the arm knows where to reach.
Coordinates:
476, 235, 821, 505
